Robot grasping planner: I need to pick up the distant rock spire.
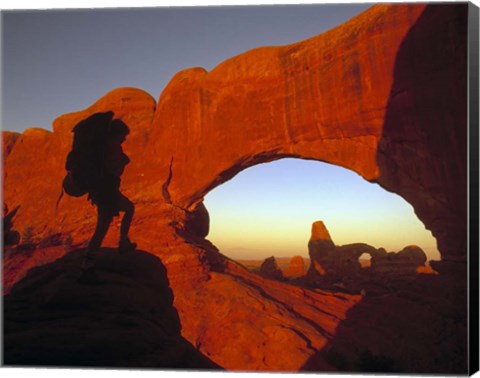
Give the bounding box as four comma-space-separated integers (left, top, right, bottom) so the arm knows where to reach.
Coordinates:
310, 220, 333, 242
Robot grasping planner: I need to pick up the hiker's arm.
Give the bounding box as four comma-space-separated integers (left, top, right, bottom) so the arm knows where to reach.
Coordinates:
104, 149, 130, 177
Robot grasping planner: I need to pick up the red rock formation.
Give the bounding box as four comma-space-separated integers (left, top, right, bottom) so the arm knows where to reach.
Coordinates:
3, 3, 467, 270
307, 221, 337, 282
2, 3, 469, 373
259, 256, 284, 280
2, 131, 20, 162
283, 255, 306, 278
307, 221, 429, 284
145, 3, 467, 266
310, 221, 333, 242
174, 255, 361, 371
3, 88, 156, 243
371, 245, 428, 275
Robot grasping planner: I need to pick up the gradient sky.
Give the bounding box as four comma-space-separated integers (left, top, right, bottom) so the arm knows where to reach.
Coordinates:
204, 159, 439, 260
2, 3, 371, 132
1, 2, 440, 261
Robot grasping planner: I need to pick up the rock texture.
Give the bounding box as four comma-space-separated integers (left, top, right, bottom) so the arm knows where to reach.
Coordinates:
2, 3, 469, 373
2, 131, 20, 163
3, 4, 467, 272
144, 3, 467, 265
3, 243, 467, 373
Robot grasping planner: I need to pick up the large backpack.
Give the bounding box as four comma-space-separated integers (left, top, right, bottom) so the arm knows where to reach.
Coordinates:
61, 111, 114, 198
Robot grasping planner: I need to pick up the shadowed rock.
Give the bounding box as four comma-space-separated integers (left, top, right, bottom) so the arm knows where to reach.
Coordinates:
371, 245, 428, 274
259, 256, 284, 280
307, 221, 337, 281
3, 248, 221, 370
301, 268, 468, 374
307, 221, 429, 286
3, 204, 20, 246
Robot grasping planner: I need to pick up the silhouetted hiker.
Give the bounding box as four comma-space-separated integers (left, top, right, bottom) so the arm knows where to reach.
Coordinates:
60, 112, 136, 276
82, 119, 137, 270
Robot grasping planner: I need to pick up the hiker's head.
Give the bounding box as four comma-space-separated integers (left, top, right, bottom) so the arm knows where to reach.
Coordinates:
109, 119, 130, 143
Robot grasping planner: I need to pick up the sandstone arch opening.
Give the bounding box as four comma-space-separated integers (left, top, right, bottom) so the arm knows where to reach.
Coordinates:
359, 253, 372, 268
203, 158, 440, 272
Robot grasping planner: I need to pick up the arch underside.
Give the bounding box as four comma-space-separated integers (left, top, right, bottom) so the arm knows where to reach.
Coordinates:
152, 4, 467, 263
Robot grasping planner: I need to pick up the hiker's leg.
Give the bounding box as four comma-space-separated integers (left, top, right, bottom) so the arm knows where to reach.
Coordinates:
118, 193, 136, 252
118, 193, 134, 241
85, 206, 113, 262
79, 206, 111, 281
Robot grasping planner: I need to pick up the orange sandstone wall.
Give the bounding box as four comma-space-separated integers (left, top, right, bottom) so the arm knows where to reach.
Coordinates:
147, 3, 467, 262
2, 4, 468, 266
3, 88, 156, 240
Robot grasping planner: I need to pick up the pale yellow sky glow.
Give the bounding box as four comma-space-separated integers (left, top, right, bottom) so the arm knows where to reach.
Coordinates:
205, 159, 440, 261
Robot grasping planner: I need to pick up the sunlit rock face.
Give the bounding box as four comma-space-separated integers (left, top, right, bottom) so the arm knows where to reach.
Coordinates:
3, 4, 466, 272
2, 4, 468, 372
2, 87, 157, 242
146, 3, 467, 265
283, 256, 306, 278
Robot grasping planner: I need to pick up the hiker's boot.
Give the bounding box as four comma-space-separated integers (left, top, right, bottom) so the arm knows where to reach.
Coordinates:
119, 238, 137, 253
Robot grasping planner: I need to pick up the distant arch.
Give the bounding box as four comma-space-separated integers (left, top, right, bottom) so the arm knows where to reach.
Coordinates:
359, 253, 372, 268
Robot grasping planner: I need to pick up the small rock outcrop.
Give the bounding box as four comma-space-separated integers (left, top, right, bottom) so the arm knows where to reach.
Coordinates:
259, 256, 284, 280
307, 221, 337, 278
283, 256, 306, 278
371, 245, 428, 274
307, 221, 429, 286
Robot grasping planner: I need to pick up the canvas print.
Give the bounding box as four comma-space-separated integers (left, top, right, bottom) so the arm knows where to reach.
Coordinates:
1, 1, 478, 375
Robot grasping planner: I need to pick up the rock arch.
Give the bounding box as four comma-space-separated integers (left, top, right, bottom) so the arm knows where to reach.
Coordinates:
1, 4, 469, 370
146, 3, 467, 264
2, 4, 467, 268
358, 253, 373, 268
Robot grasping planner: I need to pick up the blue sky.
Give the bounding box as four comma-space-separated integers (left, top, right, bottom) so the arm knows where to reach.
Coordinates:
2, 3, 371, 132
1, 2, 440, 261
